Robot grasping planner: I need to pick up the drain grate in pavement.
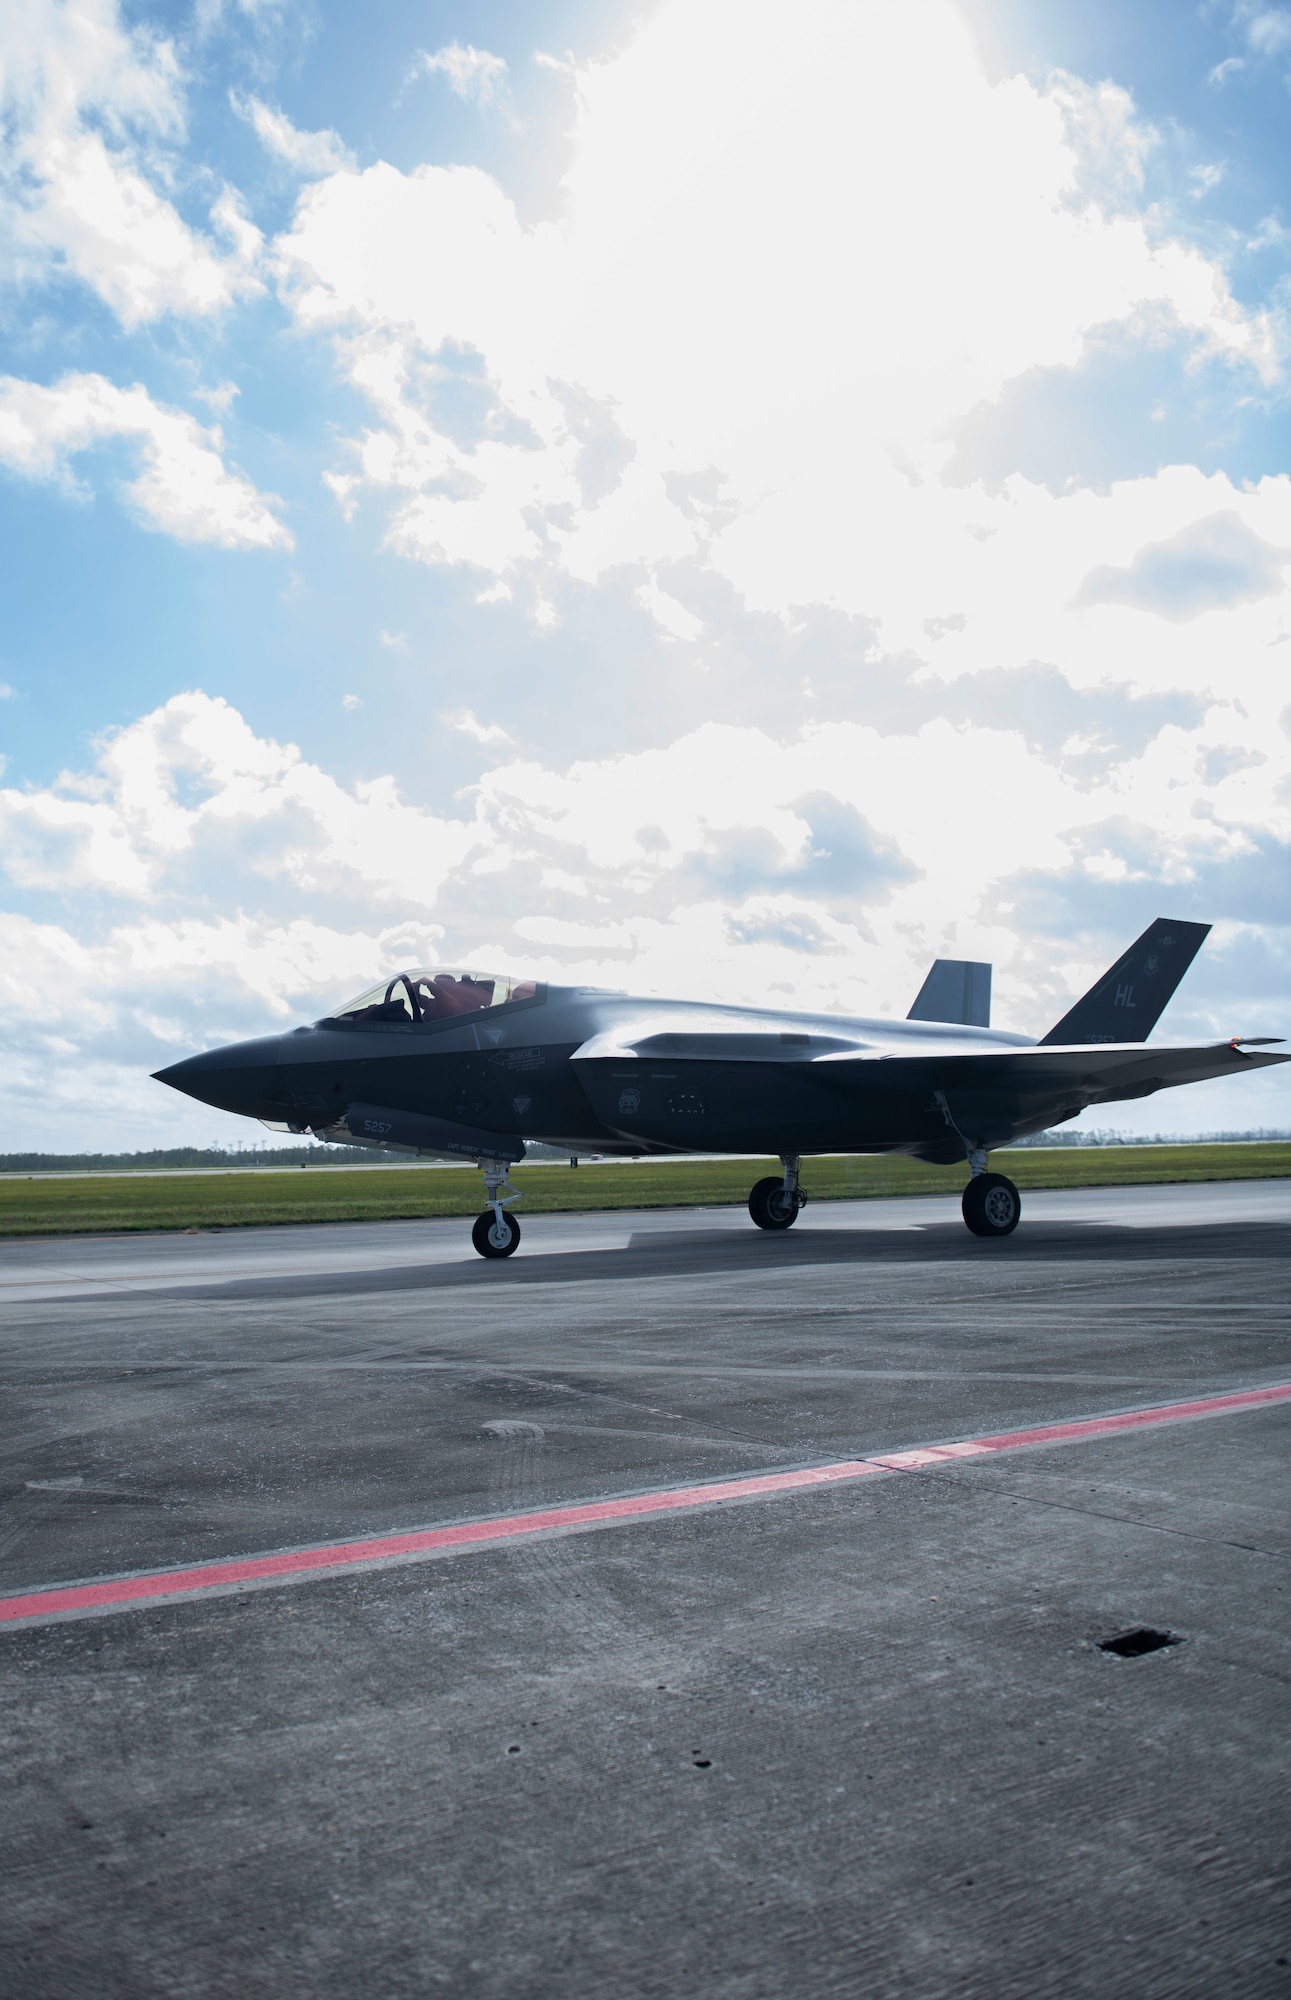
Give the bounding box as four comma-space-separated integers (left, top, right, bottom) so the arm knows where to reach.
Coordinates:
1097, 1626, 1181, 1658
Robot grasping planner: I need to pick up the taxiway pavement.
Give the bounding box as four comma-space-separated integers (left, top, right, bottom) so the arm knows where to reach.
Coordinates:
1, 1183, 1288, 1998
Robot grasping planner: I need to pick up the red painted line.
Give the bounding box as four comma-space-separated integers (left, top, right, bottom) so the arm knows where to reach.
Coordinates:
2, 1382, 1287, 1630
968, 1381, 1291, 1452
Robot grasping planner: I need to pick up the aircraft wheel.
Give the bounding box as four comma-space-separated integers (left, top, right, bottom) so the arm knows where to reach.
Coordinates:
962, 1173, 1020, 1238
472, 1211, 521, 1258
748, 1176, 801, 1230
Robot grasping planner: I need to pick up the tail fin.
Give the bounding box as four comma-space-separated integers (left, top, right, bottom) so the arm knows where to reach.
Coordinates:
907, 959, 991, 1028
1039, 918, 1210, 1046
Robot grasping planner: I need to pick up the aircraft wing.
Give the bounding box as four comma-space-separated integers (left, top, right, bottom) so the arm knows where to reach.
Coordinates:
808, 1036, 1288, 1094
575, 1028, 1286, 1092
810, 1036, 1289, 1154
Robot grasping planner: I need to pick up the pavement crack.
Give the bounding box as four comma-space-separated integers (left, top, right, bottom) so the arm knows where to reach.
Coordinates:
938, 1475, 1290, 1560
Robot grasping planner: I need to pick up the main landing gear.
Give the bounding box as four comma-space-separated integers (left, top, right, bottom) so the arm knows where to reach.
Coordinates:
959, 1142, 1020, 1239
749, 1155, 807, 1231
934, 1096, 1020, 1239
471, 1158, 522, 1259
962, 1170, 1021, 1237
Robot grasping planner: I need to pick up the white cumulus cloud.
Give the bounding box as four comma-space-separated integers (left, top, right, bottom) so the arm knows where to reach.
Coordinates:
1244, 7, 1291, 54
0, 0, 257, 324
275, 0, 1284, 677
0, 692, 482, 905
0, 373, 292, 549
410, 42, 510, 107
232, 91, 356, 177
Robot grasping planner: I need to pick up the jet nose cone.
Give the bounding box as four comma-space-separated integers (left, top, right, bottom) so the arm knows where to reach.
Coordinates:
151, 1055, 218, 1106
152, 1036, 289, 1118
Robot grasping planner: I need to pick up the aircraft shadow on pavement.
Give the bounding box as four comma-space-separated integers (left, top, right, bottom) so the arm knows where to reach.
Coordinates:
139, 1215, 1291, 1306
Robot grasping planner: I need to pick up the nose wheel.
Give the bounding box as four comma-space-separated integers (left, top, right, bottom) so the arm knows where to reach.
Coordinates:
471, 1156, 523, 1257
962, 1172, 1020, 1237
472, 1211, 521, 1258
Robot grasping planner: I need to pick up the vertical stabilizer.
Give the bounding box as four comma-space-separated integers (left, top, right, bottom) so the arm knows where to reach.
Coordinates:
1039, 918, 1211, 1045
907, 960, 992, 1028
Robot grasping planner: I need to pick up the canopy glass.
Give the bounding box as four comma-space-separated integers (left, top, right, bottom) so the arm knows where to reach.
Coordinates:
323, 970, 538, 1027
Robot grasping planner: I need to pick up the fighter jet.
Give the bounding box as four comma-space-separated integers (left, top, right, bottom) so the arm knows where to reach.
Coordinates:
155, 917, 1286, 1258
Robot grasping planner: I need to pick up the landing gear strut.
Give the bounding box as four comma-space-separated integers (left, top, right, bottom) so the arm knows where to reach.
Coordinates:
935, 1100, 1021, 1239
472, 1158, 522, 1258
749, 1155, 807, 1231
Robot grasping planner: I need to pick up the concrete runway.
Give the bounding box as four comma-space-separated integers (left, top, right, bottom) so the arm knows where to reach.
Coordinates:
1, 1182, 1288, 1997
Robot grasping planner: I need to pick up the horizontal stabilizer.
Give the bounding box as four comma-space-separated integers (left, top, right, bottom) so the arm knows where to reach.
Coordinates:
1040, 919, 1210, 1046
907, 959, 991, 1028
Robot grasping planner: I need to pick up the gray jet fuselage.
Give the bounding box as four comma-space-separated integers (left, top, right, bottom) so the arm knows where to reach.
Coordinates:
159, 985, 1045, 1164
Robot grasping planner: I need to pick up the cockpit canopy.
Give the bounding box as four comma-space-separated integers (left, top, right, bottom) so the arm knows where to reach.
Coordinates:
322, 969, 539, 1028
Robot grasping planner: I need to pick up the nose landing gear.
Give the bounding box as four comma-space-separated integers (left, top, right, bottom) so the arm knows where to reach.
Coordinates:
749, 1155, 807, 1230
471, 1158, 522, 1258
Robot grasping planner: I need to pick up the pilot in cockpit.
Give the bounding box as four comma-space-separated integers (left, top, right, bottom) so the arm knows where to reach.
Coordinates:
330, 969, 537, 1027
412, 974, 495, 1019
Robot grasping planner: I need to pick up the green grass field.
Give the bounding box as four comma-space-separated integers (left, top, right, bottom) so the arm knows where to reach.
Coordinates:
1, 1144, 1288, 1237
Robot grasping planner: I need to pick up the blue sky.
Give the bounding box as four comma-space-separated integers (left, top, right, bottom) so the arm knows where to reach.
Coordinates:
1, 0, 1289, 1149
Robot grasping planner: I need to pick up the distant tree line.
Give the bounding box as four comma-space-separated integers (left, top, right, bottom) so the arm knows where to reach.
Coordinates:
1012, 1127, 1291, 1147
0, 1144, 394, 1172
0, 1141, 596, 1173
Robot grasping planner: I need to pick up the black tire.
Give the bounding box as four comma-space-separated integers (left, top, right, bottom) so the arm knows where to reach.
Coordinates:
472, 1211, 521, 1258
962, 1173, 1020, 1238
748, 1176, 801, 1231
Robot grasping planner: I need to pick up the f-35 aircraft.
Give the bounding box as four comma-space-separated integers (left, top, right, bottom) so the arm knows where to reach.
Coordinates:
156, 918, 1286, 1258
